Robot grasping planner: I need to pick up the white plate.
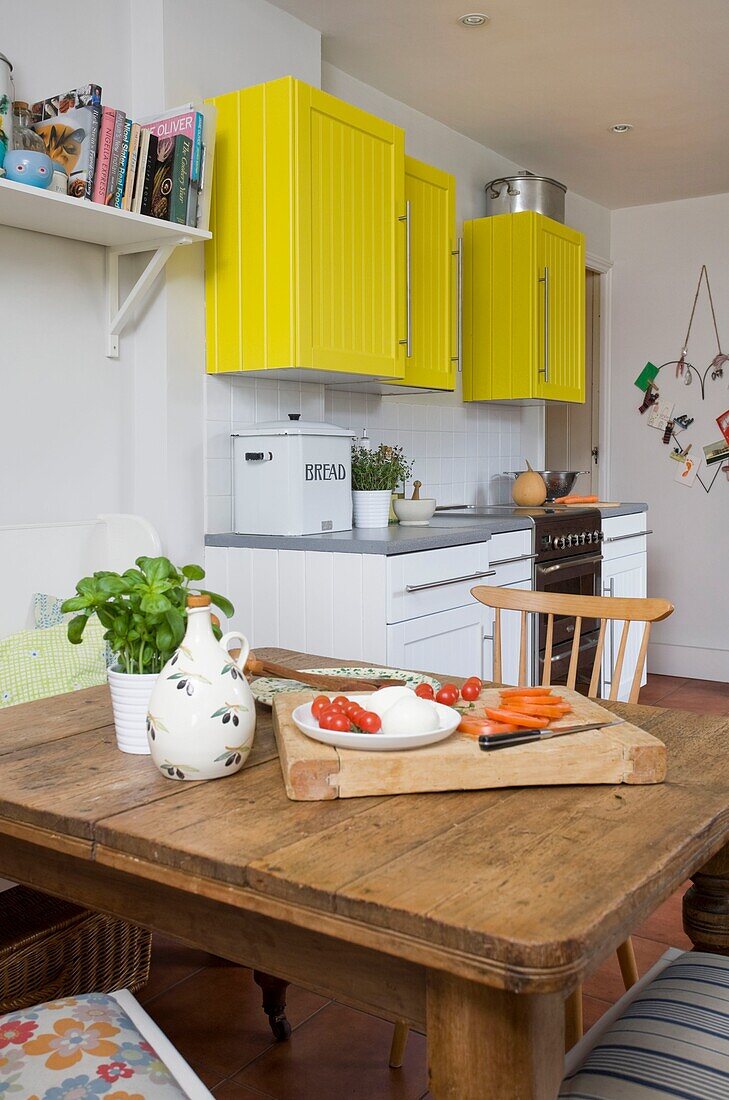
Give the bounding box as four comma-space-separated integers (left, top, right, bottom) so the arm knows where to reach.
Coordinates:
251, 666, 440, 707
292, 694, 460, 752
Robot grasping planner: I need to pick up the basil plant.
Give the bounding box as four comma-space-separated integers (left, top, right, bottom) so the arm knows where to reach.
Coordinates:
62, 556, 234, 676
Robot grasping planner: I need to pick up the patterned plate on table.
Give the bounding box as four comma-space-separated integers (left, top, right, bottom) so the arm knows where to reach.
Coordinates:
250, 666, 441, 707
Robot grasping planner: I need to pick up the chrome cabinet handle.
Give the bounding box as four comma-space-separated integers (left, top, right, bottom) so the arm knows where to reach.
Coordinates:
603, 530, 653, 543
538, 265, 549, 382
399, 200, 412, 358
489, 553, 538, 567
406, 569, 496, 593
451, 237, 463, 372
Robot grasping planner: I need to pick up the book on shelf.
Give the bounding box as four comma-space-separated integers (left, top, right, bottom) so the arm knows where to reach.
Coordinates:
170, 135, 192, 225
147, 135, 175, 220
114, 118, 133, 208
132, 128, 151, 214
140, 105, 203, 184
106, 110, 127, 206
140, 133, 159, 217
30, 85, 102, 200
122, 123, 141, 211
90, 106, 117, 205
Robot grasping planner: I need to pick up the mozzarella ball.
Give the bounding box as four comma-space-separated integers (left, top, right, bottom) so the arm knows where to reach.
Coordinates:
380, 695, 440, 735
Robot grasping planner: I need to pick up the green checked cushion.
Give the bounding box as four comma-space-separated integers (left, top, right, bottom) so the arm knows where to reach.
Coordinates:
0, 618, 107, 708
0, 992, 188, 1098
560, 951, 729, 1099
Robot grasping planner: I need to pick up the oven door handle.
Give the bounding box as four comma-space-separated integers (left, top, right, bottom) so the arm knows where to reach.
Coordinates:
536, 554, 602, 575
549, 638, 597, 663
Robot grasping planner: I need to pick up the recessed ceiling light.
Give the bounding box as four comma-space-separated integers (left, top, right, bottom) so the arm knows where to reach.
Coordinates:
610, 123, 634, 134
459, 12, 489, 26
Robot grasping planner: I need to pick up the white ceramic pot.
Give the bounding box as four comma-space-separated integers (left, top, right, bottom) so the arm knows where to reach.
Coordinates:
108, 667, 157, 755
352, 489, 392, 529
146, 596, 256, 781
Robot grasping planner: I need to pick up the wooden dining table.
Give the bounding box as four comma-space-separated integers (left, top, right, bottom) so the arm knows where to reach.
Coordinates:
1, 646, 728, 1100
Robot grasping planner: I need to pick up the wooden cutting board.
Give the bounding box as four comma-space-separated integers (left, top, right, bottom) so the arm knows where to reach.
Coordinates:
272, 688, 667, 801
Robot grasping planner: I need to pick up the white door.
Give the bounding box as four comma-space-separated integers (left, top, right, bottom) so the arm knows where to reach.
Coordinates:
483, 578, 533, 687
386, 604, 490, 681
602, 552, 648, 702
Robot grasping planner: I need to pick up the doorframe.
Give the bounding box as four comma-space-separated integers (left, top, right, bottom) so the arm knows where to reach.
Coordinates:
585, 251, 613, 502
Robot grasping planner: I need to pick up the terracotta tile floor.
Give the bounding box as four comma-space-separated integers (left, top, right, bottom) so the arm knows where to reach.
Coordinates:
141, 674, 729, 1099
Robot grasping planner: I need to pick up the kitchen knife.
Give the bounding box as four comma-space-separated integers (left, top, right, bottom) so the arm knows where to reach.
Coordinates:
479, 719, 622, 752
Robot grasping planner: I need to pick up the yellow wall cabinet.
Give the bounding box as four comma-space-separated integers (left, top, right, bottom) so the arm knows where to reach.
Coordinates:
462, 211, 585, 403
205, 77, 406, 381
392, 156, 457, 391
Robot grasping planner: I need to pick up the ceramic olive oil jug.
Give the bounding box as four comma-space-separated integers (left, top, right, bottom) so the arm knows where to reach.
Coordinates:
147, 595, 256, 780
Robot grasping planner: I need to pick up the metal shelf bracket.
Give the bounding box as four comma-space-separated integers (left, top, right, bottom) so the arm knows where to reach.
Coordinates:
106, 236, 193, 358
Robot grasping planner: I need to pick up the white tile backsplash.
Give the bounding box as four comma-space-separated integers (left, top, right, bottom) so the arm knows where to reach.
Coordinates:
204, 375, 524, 532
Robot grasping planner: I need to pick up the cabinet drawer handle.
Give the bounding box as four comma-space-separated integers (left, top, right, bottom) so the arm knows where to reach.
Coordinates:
398, 200, 412, 358
244, 451, 273, 462
603, 530, 652, 543
538, 265, 549, 382
406, 569, 496, 593
489, 553, 537, 567
450, 237, 463, 372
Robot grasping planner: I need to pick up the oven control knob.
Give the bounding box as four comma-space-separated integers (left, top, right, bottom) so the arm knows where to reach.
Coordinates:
556, 536, 566, 550
594, 529, 603, 542
586, 531, 593, 544
579, 532, 588, 545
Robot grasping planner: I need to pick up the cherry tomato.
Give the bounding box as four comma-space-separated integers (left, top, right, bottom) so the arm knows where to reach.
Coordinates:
436, 684, 459, 706
461, 681, 481, 701
357, 711, 382, 734
311, 695, 331, 720
320, 711, 352, 732
332, 695, 351, 710
464, 676, 483, 691
344, 700, 365, 719
415, 683, 435, 700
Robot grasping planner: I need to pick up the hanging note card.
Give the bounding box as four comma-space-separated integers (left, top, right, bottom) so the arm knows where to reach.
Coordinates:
716, 409, 729, 447
648, 399, 675, 431
675, 452, 701, 486
635, 362, 659, 392
703, 439, 729, 467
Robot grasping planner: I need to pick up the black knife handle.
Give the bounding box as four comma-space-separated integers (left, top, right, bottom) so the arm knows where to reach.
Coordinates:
479, 731, 541, 751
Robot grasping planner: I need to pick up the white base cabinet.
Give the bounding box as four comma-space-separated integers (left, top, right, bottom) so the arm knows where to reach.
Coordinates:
205, 528, 534, 682
601, 512, 650, 702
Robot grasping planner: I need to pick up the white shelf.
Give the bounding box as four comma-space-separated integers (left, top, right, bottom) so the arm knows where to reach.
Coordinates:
0, 176, 211, 248
0, 175, 211, 357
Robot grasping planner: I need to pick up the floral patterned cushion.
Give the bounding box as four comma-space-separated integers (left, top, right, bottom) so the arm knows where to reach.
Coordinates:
0, 994, 189, 1100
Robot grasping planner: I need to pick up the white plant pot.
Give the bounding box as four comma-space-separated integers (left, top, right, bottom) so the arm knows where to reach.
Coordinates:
352, 489, 392, 529
108, 666, 157, 755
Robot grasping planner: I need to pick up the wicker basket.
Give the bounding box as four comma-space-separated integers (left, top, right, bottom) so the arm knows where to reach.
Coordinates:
0, 886, 151, 1014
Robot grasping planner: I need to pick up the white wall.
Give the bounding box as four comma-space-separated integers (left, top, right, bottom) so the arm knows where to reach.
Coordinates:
1, 4, 134, 526
611, 192, 729, 680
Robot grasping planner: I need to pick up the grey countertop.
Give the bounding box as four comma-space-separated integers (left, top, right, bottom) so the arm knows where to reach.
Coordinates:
205, 502, 647, 556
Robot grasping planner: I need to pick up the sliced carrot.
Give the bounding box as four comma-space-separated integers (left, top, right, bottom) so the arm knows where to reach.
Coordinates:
501, 687, 556, 697
458, 717, 518, 738
505, 705, 570, 719
483, 707, 544, 729
499, 695, 566, 707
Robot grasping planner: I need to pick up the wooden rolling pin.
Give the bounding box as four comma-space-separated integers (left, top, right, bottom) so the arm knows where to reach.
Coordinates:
233, 651, 403, 692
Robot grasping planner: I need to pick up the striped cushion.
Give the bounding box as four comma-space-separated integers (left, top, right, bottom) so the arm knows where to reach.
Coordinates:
560, 952, 729, 1099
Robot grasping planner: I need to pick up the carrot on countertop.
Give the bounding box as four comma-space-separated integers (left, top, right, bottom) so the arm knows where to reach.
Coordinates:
556, 495, 602, 503
500, 694, 567, 706
483, 707, 545, 729
505, 705, 570, 719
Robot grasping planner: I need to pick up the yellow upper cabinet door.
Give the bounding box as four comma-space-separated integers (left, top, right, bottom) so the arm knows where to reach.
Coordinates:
205, 77, 406, 379
463, 211, 585, 402
391, 156, 457, 391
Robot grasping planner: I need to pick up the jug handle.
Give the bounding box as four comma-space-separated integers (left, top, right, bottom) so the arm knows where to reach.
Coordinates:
221, 632, 250, 673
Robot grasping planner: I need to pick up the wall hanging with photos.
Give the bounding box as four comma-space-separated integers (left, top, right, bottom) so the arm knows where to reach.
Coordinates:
634, 265, 729, 494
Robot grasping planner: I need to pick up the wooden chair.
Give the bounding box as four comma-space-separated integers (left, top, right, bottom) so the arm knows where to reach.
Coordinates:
388, 585, 674, 1068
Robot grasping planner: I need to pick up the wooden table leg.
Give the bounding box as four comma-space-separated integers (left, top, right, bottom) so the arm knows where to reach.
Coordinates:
683, 842, 729, 954
426, 970, 564, 1100
253, 970, 292, 1041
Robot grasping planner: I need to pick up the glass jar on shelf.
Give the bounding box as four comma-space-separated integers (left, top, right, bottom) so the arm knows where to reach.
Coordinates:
12, 102, 45, 153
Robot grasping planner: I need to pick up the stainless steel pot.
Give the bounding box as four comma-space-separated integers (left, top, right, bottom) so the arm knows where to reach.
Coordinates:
485, 174, 566, 223
504, 470, 586, 501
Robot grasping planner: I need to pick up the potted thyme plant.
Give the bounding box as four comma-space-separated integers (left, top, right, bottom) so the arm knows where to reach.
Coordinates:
62, 557, 233, 755
351, 443, 413, 528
